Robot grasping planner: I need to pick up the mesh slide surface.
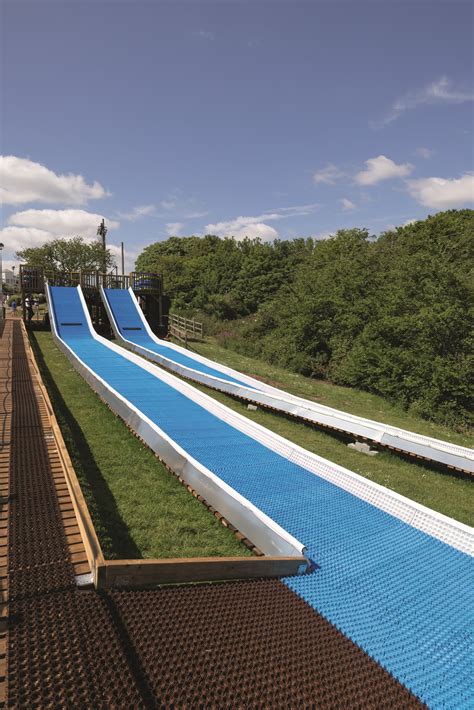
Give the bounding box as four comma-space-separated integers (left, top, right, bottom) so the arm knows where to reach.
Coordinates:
49, 287, 473, 708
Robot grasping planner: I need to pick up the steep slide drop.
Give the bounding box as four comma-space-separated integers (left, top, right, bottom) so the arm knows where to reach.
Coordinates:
48, 286, 473, 709
102, 287, 474, 474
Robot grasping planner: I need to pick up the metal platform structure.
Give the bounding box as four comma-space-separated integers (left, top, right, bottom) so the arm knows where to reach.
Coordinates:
19, 264, 168, 334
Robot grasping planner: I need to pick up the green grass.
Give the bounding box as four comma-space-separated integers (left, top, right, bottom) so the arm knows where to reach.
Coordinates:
30, 332, 251, 560
183, 338, 473, 526
192, 339, 473, 447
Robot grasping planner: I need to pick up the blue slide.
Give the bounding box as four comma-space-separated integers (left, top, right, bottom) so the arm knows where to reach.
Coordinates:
49, 286, 473, 709
101, 287, 474, 474
103, 287, 250, 387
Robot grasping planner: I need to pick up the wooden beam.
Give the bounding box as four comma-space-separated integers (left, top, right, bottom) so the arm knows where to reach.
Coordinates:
24, 321, 309, 590
21, 321, 105, 582
102, 556, 308, 588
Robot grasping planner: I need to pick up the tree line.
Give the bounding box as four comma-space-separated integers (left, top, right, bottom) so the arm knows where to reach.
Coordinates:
136, 210, 473, 429
17, 236, 115, 273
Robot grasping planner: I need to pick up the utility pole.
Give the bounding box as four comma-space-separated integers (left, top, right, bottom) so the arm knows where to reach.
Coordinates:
97, 218, 108, 273
121, 241, 125, 276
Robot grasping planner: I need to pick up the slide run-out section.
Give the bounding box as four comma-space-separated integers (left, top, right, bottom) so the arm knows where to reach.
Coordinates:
101, 287, 474, 474
49, 286, 473, 709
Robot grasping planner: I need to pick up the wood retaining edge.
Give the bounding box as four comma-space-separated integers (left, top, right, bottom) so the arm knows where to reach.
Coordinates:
23, 322, 308, 589
0, 319, 13, 704
21, 320, 104, 581
103, 556, 306, 587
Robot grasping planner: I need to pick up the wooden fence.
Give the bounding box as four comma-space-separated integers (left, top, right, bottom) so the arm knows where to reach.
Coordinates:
168, 313, 203, 345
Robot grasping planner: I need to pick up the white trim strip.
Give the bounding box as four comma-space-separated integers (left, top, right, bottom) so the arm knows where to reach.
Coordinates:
100, 286, 474, 557
101, 287, 473, 473
46, 284, 307, 561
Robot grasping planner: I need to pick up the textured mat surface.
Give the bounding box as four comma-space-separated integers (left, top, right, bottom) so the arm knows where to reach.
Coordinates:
5, 318, 424, 708
104, 287, 474, 473
105, 287, 251, 386
48, 287, 473, 708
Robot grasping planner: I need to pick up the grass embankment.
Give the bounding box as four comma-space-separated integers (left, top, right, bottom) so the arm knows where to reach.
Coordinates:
30, 332, 251, 560
186, 338, 473, 526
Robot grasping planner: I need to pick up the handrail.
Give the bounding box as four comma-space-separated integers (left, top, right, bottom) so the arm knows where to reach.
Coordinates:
168, 313, 203, 343
19, 266, 162, 294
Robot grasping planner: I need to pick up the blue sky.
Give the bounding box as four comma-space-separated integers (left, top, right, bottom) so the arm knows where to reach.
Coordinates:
1, 0, 473, 271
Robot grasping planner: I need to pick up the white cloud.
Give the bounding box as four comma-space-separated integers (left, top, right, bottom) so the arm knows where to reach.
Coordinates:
416, 147, 434, 159
313, 163, 345, 185
233, 223, 278, 241
0, 156, 108, 206
204, 204, 319, 241
312, 231, 333, 241
407, 173, 474, 209
355, 155, 413, 186
1, 258, 20, 273
118, 204, 156, 221
372, 77, 474, 128
0, 209, 120, 262
340, 198, 356, 210
403, 218, 418, 226
0, 226, 54, 253
107, 243, 138, 273
268, 203, 320, 216
7, 209, 119, 238
205, 216, 278, 241
166, 222, 184, 236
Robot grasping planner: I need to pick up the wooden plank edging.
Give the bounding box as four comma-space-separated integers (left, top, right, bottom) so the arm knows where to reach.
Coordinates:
23, 321, 310, 588
103, 556, 308, 588
0, 320, 13, 704
20, 321, 105, 582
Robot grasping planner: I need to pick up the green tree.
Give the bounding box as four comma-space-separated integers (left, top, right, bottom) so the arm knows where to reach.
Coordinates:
134, 210, 474, 428
17, 236, 115, 272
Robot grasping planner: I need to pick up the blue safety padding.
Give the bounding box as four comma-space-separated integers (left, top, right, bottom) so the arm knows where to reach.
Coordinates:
49, 287, 474, 709
103, 288, 253, 388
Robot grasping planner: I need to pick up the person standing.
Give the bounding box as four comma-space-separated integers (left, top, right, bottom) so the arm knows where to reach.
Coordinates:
25, 295, 33, 323
10, 299, 17, 317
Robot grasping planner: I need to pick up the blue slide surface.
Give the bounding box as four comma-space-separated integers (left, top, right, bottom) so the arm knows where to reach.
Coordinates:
104, 288, 251, 387
102, 288, 474, 475
50, 287, 473, 709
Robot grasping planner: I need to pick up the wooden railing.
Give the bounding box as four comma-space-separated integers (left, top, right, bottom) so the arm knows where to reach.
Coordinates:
168, 313, 203, 344
20, 265, 44, 292
20, 266, 162, 294
44, 271, 131, 290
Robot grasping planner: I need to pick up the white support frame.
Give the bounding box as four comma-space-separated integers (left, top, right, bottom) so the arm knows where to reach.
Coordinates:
99, 286, 474, 556
46, 284, 307, 563
48, 286, 473, 557
100, 287, 474, 474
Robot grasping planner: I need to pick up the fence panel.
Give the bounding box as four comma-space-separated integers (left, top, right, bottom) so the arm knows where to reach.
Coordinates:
168, 313, 203, 342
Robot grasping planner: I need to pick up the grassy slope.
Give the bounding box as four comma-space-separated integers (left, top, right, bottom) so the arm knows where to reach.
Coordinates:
194, 340, 473, 447
186, 339, 473, 526
31, 332, 250, 560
